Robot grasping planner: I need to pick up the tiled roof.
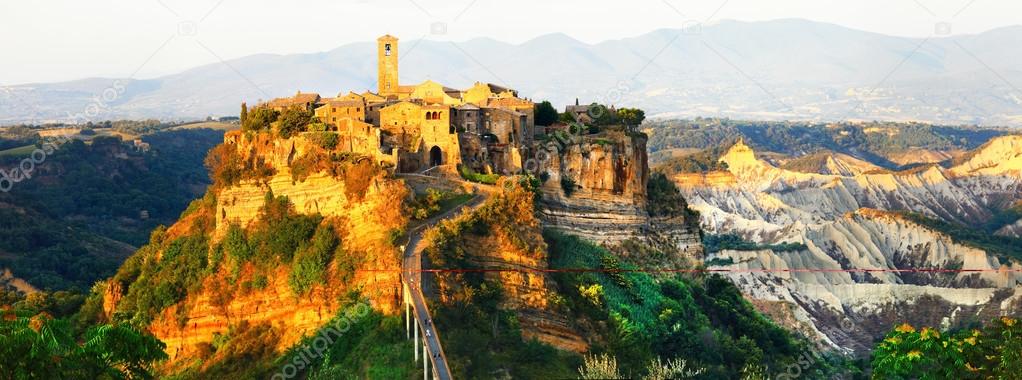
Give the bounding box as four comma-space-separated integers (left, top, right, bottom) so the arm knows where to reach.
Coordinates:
488, 97, 532, 107
323, 100, 365, 107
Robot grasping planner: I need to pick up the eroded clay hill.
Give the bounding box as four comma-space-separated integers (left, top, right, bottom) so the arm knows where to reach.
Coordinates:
675, 135, 1022, 351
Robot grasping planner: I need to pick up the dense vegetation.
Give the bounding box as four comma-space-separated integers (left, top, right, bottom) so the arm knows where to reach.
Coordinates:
646, 118, 1012, 169
163, 295, 416, 380
871, 317, 1022, 378
546, 231, 849, 378
0, 129, 224, 291
106, 192, 350, 327
1, 303, 167, 379
647, 172, 700, 224
423, 179, 584, 378
409, 188, 473, 220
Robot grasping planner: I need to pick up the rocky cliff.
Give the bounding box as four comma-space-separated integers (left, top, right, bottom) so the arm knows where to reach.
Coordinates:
538, 131, 703, 264
424, 179, 588, 352
102, 130, 410, 363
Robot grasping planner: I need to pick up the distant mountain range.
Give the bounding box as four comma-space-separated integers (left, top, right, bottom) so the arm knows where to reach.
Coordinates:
2, 19, 1022, 126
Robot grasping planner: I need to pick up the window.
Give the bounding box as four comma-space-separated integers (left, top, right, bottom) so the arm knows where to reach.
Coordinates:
332, 107, 336, 112
385, 44, 391, 56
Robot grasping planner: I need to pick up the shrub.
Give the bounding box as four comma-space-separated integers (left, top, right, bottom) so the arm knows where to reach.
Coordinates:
459, 165, 499, 185
560, 176, 576, 197
308, 132, 339, 150
872, 317, 1022, 378
289, 225, 340, 295
647, 172, 689, 218
278, 107, 315, 138
248, 195, 321, 263
243, 107, 279, 132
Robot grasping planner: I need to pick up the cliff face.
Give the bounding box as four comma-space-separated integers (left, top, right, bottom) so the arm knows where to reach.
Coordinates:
426, 180, 588, 353
682, 135, 1022, 352
103, 131, 410, 362
683, 137, 1022, 240
538, 132, 702, 263
708, 209, 1022, 352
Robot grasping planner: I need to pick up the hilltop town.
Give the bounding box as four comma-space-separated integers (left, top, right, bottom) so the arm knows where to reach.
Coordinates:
246, 35, 551, 175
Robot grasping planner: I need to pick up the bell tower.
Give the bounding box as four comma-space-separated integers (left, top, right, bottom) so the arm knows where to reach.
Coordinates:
377, 35, 399, 96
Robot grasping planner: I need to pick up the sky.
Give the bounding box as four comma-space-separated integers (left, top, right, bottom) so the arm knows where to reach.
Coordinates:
1, 0, 1019, 85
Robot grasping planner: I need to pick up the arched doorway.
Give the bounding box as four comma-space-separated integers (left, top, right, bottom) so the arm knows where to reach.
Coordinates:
429, 146, 443, 166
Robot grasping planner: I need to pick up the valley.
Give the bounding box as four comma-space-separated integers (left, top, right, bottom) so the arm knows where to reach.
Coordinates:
651, 120, 1022, 355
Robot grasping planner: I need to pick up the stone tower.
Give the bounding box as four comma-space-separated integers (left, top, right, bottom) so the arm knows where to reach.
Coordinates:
377, 35, 398, 96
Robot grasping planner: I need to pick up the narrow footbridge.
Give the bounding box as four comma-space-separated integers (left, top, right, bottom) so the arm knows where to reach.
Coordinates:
399, 173, 493, 380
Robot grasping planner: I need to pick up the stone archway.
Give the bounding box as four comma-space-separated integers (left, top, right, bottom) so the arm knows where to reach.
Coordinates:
429, 146, 443, 167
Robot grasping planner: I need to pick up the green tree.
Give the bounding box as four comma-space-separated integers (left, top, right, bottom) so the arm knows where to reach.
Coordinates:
617, 107, 646, 127
871, 317, 1022, 379
534, 101, 559, 126
277, 107, 315, 138
240, 102, 248, 127
589, 104, 620, 126
0, 311, 167, 379
244, 108, 279, 132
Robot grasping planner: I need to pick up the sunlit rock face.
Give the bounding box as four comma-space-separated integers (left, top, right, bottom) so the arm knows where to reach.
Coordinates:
104, 131, 409, 362
680, 136, 1022, 352
538, 131, 703, 264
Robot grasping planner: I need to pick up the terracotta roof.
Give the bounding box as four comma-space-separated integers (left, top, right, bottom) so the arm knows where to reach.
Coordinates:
268, 93, 321, 108
294, 93, 320, 103
322, 100, 364, 107
488, 97, 533, 107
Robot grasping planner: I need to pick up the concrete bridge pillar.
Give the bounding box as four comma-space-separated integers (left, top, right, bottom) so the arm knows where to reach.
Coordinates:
414, 320, 419, 362
405, 284, 411, 340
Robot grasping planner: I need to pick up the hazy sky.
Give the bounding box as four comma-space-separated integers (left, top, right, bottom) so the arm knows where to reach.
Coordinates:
1, 0, 1019, 84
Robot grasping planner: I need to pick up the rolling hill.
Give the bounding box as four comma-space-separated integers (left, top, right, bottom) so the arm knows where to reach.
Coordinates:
3, 19, 1022, 126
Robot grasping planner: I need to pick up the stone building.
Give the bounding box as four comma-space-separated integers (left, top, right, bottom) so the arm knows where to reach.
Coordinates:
254, 34, 537, 174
